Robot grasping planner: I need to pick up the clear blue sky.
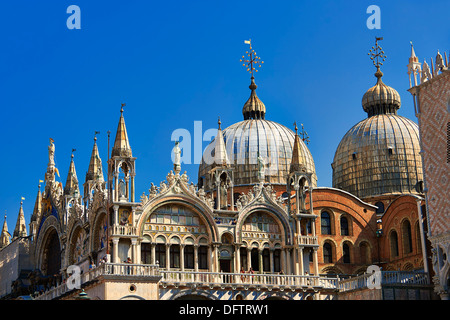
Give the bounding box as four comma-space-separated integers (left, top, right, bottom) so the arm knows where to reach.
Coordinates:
0, 0, 448, 231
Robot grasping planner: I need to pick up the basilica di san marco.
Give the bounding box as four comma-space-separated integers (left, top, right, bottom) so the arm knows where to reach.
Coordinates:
0, 40, 445, 301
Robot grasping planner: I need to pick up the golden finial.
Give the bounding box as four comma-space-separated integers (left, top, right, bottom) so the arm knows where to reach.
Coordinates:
294, 122, 298, 135
368, 37, 386, 78
240, 39, 264, 78
120, 103, 126, 114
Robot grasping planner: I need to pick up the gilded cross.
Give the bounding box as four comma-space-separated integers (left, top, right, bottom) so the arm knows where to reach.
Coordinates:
240, 39, 264, 77
368, 37, 387, 69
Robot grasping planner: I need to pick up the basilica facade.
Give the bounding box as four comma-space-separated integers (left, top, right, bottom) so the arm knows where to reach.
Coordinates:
0, 41, 440, 300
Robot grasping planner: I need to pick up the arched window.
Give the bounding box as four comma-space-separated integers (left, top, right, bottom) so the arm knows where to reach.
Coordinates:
321, 211, 332, 235
141, 243, 152, 264
198, 246, 208, 270
343, 243, 351, 263
184, 245, 194, 269
390, 230, 399, 258
170, 245, 180, 268
155, 244, 166, 268
273, 249, 281, 273
340, 216, 349, 236
323, 242, 333, 263
415, 222, 422, 254
402, 220, 413, 254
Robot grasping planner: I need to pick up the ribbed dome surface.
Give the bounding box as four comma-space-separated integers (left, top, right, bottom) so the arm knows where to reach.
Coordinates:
332, 114, 423, 199
199, 120, 317, 187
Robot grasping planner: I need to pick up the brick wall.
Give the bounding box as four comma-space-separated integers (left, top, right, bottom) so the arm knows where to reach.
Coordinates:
415, 71, 450, 236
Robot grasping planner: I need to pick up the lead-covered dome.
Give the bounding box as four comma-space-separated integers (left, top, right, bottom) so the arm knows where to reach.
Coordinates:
199, 77, 317, 188
199, 119, 317, 187
332, 68, 423, 199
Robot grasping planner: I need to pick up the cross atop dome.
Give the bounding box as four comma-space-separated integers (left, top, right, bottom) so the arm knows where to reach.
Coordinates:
240, 39, 264, 79
240, 40, 266, 120
368, 37, 387, 79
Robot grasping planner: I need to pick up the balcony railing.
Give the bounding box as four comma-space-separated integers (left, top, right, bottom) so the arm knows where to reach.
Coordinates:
160, 270, 338, 290
33, 263, 159, 300
110, 225, 137, 236
298, 235, 318, 246
338, 270, 429, 292
32, 263, 429, 300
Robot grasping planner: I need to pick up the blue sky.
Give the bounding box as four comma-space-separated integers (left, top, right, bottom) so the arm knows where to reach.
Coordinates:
0, 0, 448, 231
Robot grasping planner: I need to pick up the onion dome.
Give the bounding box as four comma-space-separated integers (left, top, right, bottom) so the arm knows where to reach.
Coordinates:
361, 68, 401, 117
332, 38, 423, 199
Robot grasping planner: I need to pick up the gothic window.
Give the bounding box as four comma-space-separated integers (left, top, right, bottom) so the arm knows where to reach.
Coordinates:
340, 216, 349, 236
321, 211, 332, 235
323, 242, 333, 263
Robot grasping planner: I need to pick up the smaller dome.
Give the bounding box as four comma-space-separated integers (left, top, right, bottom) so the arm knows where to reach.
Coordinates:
362, 69, 401, 117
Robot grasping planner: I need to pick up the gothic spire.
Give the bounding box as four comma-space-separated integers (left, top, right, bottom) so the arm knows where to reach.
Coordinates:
0, 214, 10, 248
86, 134, 104, 183
64, 152, 80, 197
13, 199, 27, 239
213, 117, 229, 166
112, 104, 132, 158
290, 122, 306, 174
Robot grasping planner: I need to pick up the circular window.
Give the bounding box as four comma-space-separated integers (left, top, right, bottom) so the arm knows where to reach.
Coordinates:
129, 284, 137, 293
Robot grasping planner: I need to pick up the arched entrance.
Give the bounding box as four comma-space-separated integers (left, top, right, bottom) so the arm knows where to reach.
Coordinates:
41, 229, 61, 276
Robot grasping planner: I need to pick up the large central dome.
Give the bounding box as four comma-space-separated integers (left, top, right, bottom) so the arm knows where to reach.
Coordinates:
199, 119, 317, 187
198, 76, 316, 189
